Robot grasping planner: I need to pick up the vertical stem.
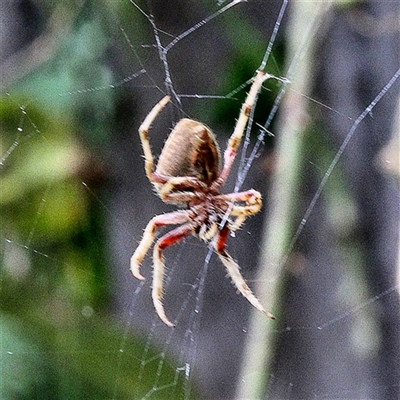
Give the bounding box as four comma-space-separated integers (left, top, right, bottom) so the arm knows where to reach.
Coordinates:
235, 3, 333, 399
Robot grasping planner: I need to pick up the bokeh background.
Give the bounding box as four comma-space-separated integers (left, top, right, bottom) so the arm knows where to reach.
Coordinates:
1, 1, 399, 399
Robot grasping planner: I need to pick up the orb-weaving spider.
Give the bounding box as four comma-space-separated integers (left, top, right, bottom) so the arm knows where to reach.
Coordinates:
131, 70, 274, 327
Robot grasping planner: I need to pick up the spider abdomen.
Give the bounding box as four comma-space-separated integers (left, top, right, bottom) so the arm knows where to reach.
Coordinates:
156, 118, 220, 186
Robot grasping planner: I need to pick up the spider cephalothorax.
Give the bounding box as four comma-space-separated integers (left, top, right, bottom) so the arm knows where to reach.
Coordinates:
131, 70, 274, 327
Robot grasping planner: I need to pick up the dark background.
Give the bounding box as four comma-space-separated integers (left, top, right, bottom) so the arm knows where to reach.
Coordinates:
1, 1, 399, 399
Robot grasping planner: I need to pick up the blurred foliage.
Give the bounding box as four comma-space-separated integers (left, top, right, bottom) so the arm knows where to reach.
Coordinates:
0, 311, 192, 399
1, 0, 286, 398
198, 3, 285, 150
0, 0, 198, 398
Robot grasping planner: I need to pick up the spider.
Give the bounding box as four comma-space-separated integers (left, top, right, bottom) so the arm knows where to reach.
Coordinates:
131, 70, 274, 327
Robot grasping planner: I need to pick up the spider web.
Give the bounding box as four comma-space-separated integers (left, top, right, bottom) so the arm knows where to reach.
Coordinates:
1, 1, 399, 399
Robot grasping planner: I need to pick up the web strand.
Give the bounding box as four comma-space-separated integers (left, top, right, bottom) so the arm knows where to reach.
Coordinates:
3, 2, 399, 399
285, 66, 400, 261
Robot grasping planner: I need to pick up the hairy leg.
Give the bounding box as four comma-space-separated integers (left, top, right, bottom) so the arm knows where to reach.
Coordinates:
212, 71, 268, 190
152, 224, 194, 327
215, 226, 275, 319
214, 189, 262, 231
217, 189, 262, 217
130, 210, 191, 280
138, 96, 170, 179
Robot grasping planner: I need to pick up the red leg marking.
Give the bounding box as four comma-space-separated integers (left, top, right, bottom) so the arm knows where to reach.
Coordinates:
216, 226, 230, 254
131, 211, 191, 280
152, 223, 194, 327
157, 224, 194, 250
215, 226, 275, 320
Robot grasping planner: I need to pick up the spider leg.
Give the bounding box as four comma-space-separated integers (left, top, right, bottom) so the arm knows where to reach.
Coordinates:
138, 96, 170, 180
130, 210, 191, 280
153, 176, 208, 203
153, 223, 195, 327
217, 189, 262, 216
214, 225, 275, 320
212, 70, 268, 191
215, 189, 262, 231
146, 174, 209, 204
